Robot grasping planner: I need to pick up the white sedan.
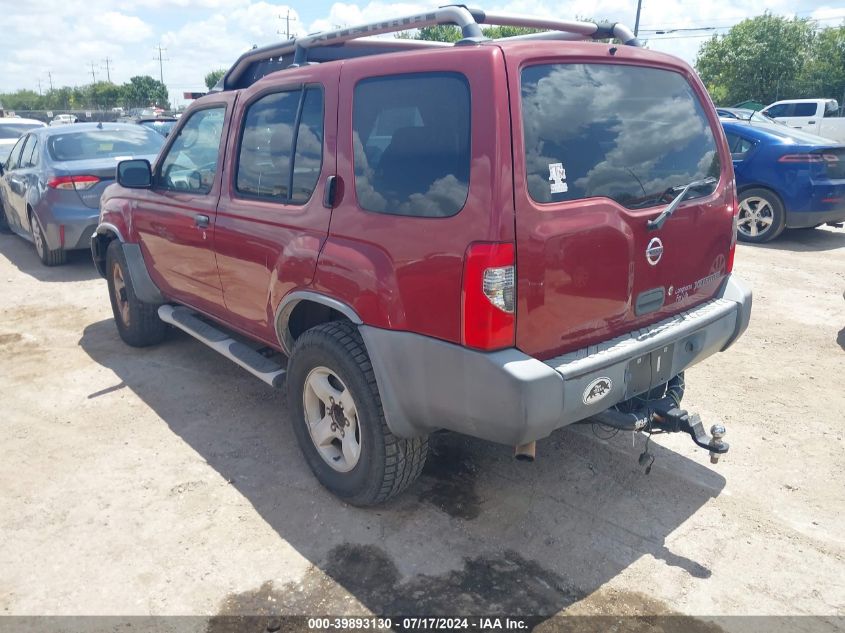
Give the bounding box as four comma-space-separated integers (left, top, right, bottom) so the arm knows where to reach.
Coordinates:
0, 117, 47, 163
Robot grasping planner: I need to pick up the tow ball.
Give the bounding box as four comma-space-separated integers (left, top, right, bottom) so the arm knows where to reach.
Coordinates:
589, 402, 730, 468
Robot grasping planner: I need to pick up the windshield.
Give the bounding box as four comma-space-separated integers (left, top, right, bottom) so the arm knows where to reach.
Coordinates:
140, 120, 177, 136
47, 127, 164, 161
521, 63, 721, 209
0, 122, 43, 140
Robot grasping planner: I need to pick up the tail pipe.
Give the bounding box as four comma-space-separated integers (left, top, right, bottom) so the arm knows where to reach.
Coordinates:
514, 441, 536, 462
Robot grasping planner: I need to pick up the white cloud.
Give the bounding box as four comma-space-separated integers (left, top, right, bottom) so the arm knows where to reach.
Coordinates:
0, 0, 836, 108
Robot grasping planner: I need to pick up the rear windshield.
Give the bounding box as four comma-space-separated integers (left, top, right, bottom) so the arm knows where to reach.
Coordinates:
139, 120, 177, 137
0, 123, 43, 140
521, 64, 720, 208
47, 128, 164, 161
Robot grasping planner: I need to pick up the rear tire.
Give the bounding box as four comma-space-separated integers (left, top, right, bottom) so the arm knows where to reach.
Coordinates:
736, 188, 785, 243
286, 321, 428, 505
106, 239, 167, 347
30, 211, 66, 266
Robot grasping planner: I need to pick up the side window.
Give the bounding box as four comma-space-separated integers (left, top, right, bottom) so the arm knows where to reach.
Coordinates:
765, 104, 792, 118
292, 88, 324, 203
823, 102, 840, 118
792, 103, 817, 117
5, 136, 27, 170
725, 132, 754, 160
21, 136, 38, 168
157, 107, 226, 194
353, 72, 471, 218
236, 86, 324, 203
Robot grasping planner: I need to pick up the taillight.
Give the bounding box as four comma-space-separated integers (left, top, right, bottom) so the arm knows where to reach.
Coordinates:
727, 179, 739, 274
777, 153, 838, 163
47, 175, 100, 190
461, 242, 515, 351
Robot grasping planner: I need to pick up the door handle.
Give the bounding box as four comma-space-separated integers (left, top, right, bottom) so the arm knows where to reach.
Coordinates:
808, 120, 816, 124
194, 214, 210, 229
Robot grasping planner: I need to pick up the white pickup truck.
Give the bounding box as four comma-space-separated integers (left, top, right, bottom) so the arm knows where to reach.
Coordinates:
760, 99, 845, 143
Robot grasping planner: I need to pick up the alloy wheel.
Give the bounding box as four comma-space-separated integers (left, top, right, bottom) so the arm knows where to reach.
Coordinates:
737, 196, 775, 238
302, 366, 362, 473
112, 263, 131, 327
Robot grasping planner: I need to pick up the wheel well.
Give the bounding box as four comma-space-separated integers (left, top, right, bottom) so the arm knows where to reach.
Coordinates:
92, 231, 119, 278
283, 299, 349, 350
737, 184, 784, 207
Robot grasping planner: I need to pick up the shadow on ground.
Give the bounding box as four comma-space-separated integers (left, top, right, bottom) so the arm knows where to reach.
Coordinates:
0, 232, 98, 283
79, 319, 725, 621
745, 226, 845, 253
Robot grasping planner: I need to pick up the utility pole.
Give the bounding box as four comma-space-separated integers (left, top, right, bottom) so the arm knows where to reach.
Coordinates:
278, 8, 297, 39
37, 78, 42, 96
89, 62, 97, 83
47, 71, 54, 92
153, 45, 168, 84
634, 0, 643, 36
102, 57, 113, 82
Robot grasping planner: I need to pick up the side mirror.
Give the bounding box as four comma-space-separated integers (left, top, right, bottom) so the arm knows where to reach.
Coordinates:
117, 159, 152, 188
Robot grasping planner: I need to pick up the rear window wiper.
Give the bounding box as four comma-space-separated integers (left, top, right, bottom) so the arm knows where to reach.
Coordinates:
647, 176, 717, 231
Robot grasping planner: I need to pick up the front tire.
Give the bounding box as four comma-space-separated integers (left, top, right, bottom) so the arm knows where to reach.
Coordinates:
106, 240, 167, 347
286, 321, 428, 506
30, 211, 66, 266
736, 188, 785, 243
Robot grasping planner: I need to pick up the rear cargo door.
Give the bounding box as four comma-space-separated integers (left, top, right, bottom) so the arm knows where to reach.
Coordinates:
507, 49, 735, 360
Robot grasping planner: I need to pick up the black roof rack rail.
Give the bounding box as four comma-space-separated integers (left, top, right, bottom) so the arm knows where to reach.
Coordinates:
216, 5, 641, 91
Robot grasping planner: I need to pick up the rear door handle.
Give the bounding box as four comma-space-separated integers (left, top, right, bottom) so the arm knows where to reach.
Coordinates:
808, 120, 816, 124
194, 214, 210, 229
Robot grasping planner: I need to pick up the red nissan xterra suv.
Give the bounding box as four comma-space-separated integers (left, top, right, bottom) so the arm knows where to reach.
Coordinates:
92, 7, 752, 505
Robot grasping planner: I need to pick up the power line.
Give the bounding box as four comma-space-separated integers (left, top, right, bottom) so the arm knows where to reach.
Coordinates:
102, 57, 113, 83
278, 8, 297, 39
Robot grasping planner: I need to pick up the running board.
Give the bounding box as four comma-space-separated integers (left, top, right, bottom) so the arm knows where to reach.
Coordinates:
157, 305, 286, 388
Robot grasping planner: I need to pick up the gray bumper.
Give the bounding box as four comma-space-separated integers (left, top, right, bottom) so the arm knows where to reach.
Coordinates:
361, 275, 752, 446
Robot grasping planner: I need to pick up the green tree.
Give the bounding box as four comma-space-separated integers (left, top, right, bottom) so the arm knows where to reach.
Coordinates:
696, 14, 815, 106
204, 69, 226, 90
122, 75, 170, 109
802, 24, 845, 102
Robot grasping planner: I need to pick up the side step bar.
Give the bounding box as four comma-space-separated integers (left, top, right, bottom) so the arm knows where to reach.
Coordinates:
157, 305, 286, 388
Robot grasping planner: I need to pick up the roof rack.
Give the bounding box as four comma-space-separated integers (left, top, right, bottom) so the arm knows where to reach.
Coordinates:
217, 5, 642, 91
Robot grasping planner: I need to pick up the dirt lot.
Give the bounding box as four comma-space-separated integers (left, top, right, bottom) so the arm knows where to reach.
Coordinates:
0, 226, 844, 628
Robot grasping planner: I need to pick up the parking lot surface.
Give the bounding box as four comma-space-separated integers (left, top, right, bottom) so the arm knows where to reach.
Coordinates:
1, 227, 844, 626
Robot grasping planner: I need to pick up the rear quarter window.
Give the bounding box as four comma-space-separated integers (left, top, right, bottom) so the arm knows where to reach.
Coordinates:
353, 72, 471, 218
521, 64, 721, 208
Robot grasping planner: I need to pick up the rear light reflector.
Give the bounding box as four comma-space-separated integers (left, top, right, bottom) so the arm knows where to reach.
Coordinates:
47, 175, 100, 190
727, 180, 739, 274
462, 242, 515, 351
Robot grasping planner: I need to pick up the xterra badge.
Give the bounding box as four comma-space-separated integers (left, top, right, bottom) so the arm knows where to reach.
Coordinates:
583, 377, 613, 405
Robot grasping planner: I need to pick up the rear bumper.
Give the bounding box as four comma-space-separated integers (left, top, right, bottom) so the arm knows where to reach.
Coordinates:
786, 209, 845, 228
35, 200, 99, 251
362, 275, 752, 446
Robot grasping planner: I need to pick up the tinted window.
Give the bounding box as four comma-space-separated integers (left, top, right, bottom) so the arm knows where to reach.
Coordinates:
20, 135, 38, 167
0, 123, 43, 140
140, 120, 177, 137
5, 137, 26, 169
724, 132, 754, 159
47, 128, 163, 162
521, 64, 720, 208
237, 91, 300, 200
792, 103, 817, 117
765, 104, 791, 118
353, 72, 470, 218
158, 107, 225, 194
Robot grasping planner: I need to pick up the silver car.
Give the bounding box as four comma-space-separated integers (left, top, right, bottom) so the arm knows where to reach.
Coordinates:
0, 123, 163, 266
0, 117, 47, 163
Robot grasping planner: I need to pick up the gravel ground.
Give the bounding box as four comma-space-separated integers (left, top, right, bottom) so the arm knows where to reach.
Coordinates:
0, 226, 843, 629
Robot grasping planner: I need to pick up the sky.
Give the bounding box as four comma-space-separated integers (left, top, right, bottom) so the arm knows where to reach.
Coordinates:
0, 0, 843, 108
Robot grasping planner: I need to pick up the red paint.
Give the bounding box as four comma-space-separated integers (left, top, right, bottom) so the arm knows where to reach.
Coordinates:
461, 242, 515, 350
100, 40, 733, 359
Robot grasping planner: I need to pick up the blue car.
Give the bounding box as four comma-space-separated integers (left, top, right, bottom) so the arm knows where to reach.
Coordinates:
721, 119, 845, 242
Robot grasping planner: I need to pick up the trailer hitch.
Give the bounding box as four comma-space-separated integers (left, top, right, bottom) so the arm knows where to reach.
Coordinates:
588, 399, 729, 466
650, 405, 729, 463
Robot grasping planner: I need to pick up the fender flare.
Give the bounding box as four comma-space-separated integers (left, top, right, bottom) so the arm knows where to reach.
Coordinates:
274, 290, 362, 355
